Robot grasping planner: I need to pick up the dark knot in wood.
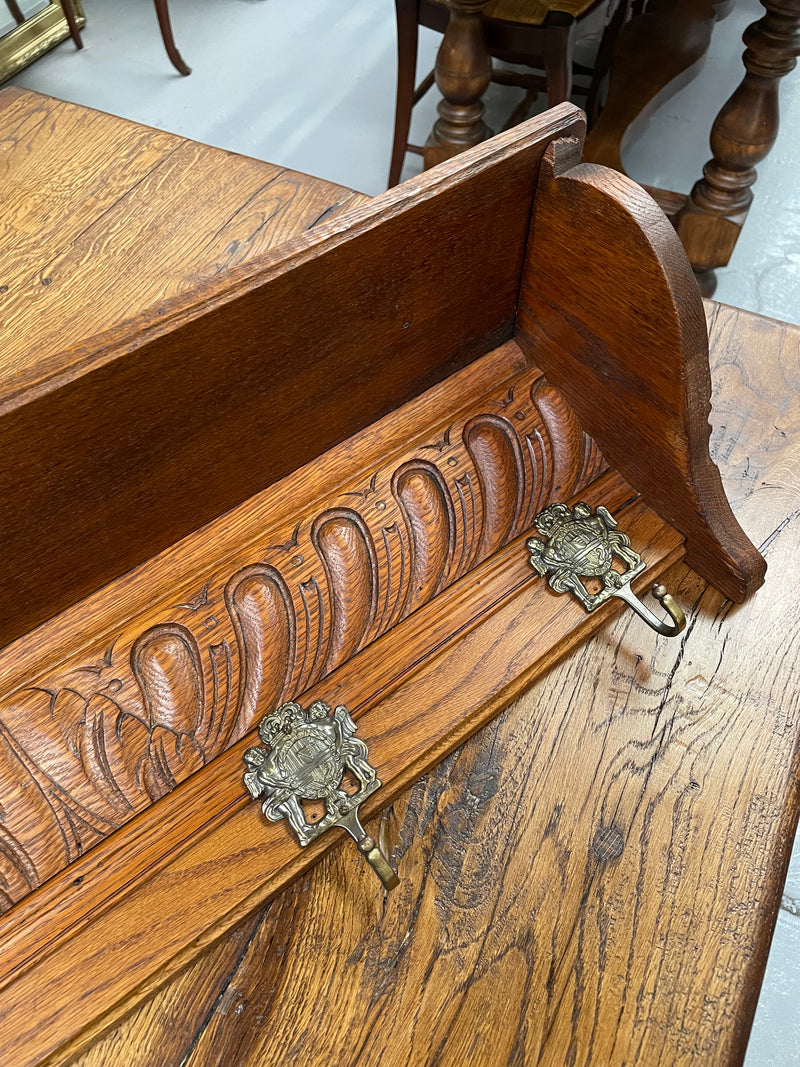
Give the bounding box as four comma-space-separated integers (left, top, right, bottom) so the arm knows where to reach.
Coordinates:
591, 824, 625, 863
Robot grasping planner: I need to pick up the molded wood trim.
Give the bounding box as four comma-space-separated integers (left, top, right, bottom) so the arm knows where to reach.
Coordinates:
0, 342, 602, 913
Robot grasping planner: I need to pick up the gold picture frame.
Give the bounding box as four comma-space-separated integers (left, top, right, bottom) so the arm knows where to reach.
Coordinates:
0, 0, 85, 84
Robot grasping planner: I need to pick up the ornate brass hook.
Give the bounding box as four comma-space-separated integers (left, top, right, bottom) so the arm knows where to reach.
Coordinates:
526, 502, 686, 638
243, 699, 399, 892
611, 581, 686, 637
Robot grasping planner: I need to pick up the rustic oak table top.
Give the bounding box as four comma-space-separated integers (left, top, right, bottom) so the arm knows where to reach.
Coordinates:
0, 87, 367, 408
72, 304, 799, 1067
2, 88, 798, 1067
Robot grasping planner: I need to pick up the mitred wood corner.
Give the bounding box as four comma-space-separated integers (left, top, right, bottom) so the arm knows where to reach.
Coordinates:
515, 137, 766, 602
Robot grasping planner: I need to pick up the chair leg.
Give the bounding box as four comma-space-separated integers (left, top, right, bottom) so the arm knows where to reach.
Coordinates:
389, 0, 421, 187
154, 0, 191, 76
543, 13, 575, 106
7, 0, 26, 26
586, 0, 630, 126
424, 0, 493, 170
60, 0, 84, 50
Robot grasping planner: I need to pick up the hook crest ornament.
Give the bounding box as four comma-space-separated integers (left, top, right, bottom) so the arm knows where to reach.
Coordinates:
243, 700, 399, 891
526, 502, 686, 637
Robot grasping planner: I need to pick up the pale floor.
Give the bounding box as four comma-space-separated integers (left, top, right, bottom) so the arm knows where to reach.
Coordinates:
9, 1, 800, 1062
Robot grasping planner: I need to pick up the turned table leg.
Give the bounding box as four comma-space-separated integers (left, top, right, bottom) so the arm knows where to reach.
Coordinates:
424, 0, 493, 170
675, 0, 800, 295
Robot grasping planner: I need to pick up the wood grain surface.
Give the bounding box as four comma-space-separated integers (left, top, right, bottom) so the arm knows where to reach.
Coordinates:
0, 328, 685, 1064
0, 342, 604, 913
0, 87, 366, 396
0, 489, 682, 1067
0, 92, 782, 1067
0, 96, 583, 650
70, 302, 800, 1067
517, 137, 765, 603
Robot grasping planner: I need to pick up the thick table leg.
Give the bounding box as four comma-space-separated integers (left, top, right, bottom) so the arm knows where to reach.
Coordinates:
424, 0, 493, 170
675, 0, 800, 295
583, 0, 720, 173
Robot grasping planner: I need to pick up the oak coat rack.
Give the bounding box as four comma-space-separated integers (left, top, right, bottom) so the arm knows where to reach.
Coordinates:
0, 103, 764, 1066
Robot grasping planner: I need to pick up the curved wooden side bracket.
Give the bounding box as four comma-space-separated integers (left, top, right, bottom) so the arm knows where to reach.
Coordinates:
515, 137, 765, 602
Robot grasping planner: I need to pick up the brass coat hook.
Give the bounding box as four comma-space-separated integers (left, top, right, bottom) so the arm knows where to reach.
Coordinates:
611, 581, 686, 637
243, 700, 399, 892
526, 502, 686, 638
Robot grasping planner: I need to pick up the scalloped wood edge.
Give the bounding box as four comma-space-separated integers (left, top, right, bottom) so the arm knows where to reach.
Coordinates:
516, 137, 765, 602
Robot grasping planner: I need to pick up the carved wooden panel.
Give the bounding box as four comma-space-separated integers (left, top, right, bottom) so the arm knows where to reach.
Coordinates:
0, 343, 604, 913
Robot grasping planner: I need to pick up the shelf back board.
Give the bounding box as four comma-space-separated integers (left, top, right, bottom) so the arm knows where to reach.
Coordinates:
0, 102, 584, 649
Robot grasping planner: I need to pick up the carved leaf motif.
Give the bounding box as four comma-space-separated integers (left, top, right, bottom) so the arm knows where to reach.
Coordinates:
68, 641, 116, 676
312, 510, 379, 675
0, 360, 608, 913
225, 565, 295, 742
452, 472, 479, 580
492, 385, 515, 409
296, 575, 327, 696
175, 581, 212, 612
342, 472, 380, 501
525, 426, 551, 527
2, 685, 137, 832
0, 724, 67, 907
420, 426, 453, 453
464, 414, 527, 563
376, 522, 408, 633
531, 378, 586, 494
393, 461, 455, 614
75, 692, 140, 816
266, 521, 302, 554
0, 710, 122, 902
130, 625, 207, 799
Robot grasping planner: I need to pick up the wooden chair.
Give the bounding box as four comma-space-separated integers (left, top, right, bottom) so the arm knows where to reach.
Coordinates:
58, 0, 84, 50
5, 0, 26, 26
389, 0, 628, 186
58, 0, 190, 74
152, 0, 190, 75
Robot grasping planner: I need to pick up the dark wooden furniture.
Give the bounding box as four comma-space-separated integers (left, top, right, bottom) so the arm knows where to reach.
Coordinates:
415, 0, 800, 294
58, 0, 83, 49
57, 0, 189, 74
0, 89, 791, 1067
391, 0, 628, 183
584, 0, 800, 295
152, 0, 190, 75
583, 0, 734, 175
5, 0, 26, 26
